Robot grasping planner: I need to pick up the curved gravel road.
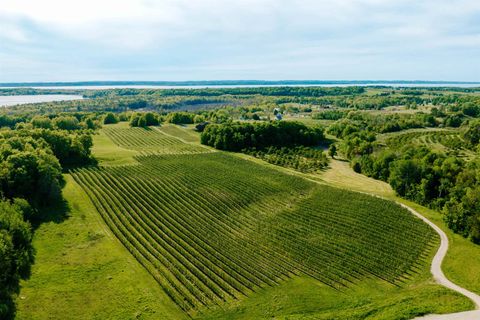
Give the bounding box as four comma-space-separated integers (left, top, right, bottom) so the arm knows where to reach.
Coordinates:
398, 203, 480, 319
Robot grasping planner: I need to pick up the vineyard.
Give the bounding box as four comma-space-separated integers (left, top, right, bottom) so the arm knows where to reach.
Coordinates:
245, 146, 329, 173
72, 126, 437, 315
103, 126, 210, 154
385, 130, 471, 155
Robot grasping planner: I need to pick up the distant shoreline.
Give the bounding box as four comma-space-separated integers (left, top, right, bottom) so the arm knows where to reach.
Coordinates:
1, 80, 480, 88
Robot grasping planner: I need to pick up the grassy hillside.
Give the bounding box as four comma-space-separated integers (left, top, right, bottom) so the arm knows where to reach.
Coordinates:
16, 123, 474, 319
378, 129, 475, 159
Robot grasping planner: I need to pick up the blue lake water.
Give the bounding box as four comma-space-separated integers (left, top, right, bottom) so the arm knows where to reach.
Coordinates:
0, 94, 84, 107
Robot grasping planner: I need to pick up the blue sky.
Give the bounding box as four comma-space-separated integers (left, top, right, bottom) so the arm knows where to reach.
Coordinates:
1, 0, 480, 82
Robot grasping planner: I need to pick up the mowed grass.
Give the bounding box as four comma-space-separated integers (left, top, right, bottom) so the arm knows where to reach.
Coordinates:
199, 276, 471, 320
16, 175, 186, 320
155, 124, 202, 143
92, 128, 139, 166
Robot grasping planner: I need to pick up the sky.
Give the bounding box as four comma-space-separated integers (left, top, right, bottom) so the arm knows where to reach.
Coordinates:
1, 0, 480, 82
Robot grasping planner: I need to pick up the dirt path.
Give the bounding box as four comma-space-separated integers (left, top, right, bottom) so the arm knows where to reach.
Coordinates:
403, 202, 480, 319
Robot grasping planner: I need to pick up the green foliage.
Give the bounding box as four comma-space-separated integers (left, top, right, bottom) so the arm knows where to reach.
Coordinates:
103, 113, 118, 125
328, 112, 437, 138
443, 160, 480, 243
0, 115, 27, 129
193, 115, 206, 123
0, 134, 64, 205
463, 119, 480, 146
201, 121, 325, 151
246, 146, 329, 172
0, 199, 34, 319
312, 110, 348, 120
129, 112, 161, 127
328, 144, 337, 158
31, 116, 52, 129
52, 116, 81, 131
166, 112, 195, 124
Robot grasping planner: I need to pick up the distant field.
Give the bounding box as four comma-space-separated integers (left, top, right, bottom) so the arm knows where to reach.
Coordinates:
103, 125, 210, 154
380, 129, 475, 158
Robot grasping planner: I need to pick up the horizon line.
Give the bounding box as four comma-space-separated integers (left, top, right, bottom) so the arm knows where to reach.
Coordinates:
2, 79, 480, 87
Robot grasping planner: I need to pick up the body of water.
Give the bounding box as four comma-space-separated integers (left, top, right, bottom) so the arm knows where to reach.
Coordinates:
18, 83, 480, 89
0, 94, 84, 107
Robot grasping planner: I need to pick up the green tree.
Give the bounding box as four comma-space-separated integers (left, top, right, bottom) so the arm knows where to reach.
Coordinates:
463, 120, 480, 146
103, 113, 119, 124
0, 199, 34, 319
328, 144, 337, 159
52, 116, 80, 131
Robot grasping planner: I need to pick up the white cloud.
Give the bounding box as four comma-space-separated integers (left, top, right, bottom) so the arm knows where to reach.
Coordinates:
0, 0, 479, 81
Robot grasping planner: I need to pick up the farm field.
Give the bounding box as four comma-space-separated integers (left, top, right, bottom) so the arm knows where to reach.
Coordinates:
379, 129, 476, 158
24, 123, 467, 319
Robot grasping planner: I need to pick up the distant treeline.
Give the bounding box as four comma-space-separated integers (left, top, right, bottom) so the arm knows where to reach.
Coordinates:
0, 88, 84, 96
3, 80, 479, 87
83, 86, 365, 98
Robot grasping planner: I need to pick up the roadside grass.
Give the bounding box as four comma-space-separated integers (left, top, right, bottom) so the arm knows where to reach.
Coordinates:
15, 175, 186, 320
198, 275, 471, 320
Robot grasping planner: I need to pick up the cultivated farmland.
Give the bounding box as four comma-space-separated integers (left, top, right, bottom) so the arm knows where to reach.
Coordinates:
384, 130, 473, 156
72, 126, 437, 315
103, 126, 211, 154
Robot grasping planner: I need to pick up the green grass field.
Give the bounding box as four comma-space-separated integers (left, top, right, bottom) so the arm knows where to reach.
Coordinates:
15, 123, 476, 319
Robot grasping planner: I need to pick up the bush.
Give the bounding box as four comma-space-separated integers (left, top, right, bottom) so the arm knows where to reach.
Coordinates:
166, 112, 195, 124
103, 113, 119, 124
130, 112, 160, 127
52, 116, 80, 130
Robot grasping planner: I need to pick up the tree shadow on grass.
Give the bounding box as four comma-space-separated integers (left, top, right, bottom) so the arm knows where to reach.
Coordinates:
1, 198, 72, 319
31, 196, 70, 230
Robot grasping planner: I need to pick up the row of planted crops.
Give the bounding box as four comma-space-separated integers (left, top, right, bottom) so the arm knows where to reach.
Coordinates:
103, 126, 211, 154
72, 127, 437, 314
385, 130, 468, 151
